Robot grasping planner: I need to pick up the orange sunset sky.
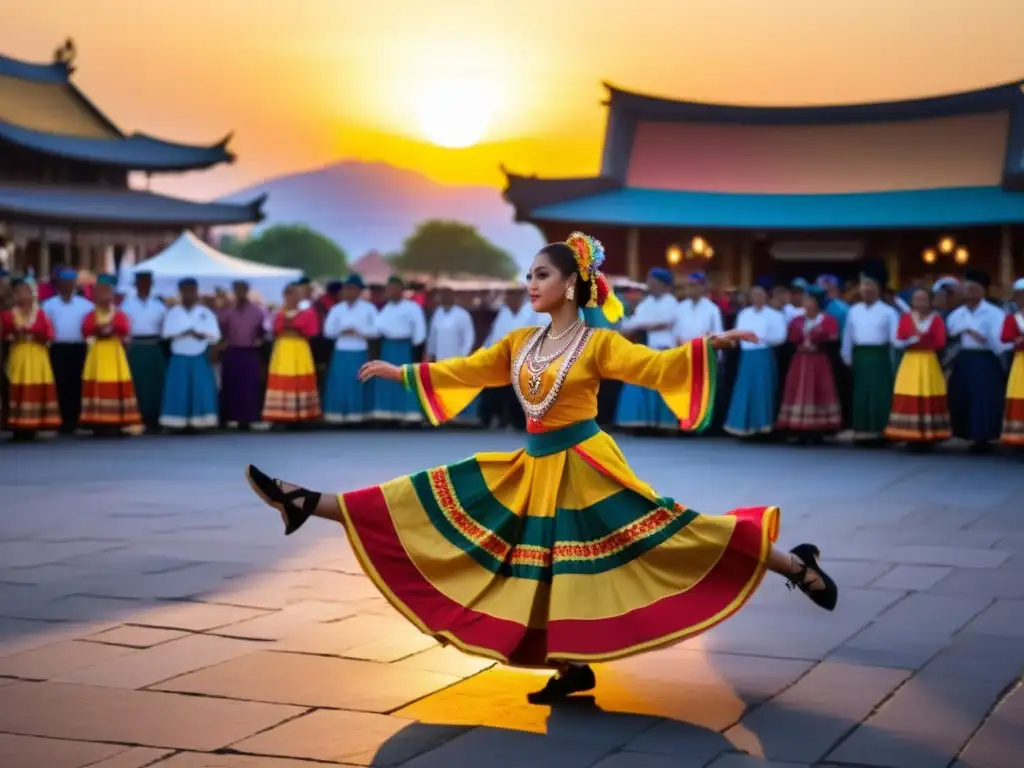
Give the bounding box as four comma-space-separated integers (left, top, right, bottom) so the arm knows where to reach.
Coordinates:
6, 0, 1024, 200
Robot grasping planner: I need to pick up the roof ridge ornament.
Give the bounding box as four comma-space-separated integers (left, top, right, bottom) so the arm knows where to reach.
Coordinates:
51, 37, 77, 73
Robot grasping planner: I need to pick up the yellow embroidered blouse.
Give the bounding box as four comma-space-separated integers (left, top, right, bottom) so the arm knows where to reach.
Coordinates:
402, 327, 716, 432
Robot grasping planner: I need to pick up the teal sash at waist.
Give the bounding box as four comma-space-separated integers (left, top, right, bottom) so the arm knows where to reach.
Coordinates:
524, 419, 601, 457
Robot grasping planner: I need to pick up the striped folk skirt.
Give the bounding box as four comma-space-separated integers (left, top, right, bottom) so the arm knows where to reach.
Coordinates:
724, 347, 777, 437
949, 350, 1006, 444
336, 419, 779, 667
263, 337, 322, 422
776, 350, 841, 433
884, 350, 950, 443
125, 339, 166, 427
159, 353, 219, 430
5, 340, 61, 431
80, 338, 142, 428
851, 345, 895, 440
1001, 350, 1024, 446
323, 348, 371, 423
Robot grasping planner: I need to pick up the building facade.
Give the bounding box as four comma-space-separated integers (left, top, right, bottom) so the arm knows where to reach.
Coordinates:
504, 81, 1024, 290
0, 44, 264, 277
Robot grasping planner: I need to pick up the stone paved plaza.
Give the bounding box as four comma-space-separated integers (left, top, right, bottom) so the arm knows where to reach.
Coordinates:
1, 431, 1023, 768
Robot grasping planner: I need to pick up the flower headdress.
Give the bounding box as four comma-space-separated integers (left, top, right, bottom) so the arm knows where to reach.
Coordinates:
564, 232, 624, 323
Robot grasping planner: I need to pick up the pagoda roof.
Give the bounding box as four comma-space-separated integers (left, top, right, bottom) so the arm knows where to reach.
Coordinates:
0, 51, 235, 172
0, 184, 265, 228
603, 79, 1024, 126
0, 120, 233, 171
511, 182, 1024, 231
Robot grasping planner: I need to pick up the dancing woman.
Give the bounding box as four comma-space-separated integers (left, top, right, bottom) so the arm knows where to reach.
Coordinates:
245, 234, 839, 703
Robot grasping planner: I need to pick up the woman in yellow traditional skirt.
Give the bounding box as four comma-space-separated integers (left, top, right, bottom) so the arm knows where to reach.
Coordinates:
2, 278, 61, 439
884, 287, 951, 445
245, 234, 838, 704
1000, 278, 1024, 447
263, 282, 322, 423
80, 275, 142, 432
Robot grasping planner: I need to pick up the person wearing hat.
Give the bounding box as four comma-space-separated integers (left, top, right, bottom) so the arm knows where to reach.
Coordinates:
1000, 277, 1024, 447
614, 268, 680, 431
724, 284, 787, 438
79, 275, 142, 433
120, 270, 167, 430
841, 266, 901, 443
816, 275, 849, 337
777, 284, 843, 440
218, 279, 267, 429
369, 276, 427, 422
786, 279, 809, 324
323, 274, 377, 424
263, 281, 322, 424
2, 278, 61, 438
40, 267, 94, 433
159, 277, 222, 431
672, 271, 724, 432
945, 269, 1008, 448
883, 287, 951, 446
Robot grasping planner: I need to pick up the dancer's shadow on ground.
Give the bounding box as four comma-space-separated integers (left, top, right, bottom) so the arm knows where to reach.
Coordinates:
368, 696, 734, 768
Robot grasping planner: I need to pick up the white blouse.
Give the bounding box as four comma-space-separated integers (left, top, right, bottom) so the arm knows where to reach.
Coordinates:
428, 305, 475, 360
946, 301, 1009, 355
622, 294, 679, 349
374, 299, 427, 345
323, 299, 377, 351
734, 306, 787, 350
841, 301, 900, 365
162, 304, 221, 356
673, 297, 724, 343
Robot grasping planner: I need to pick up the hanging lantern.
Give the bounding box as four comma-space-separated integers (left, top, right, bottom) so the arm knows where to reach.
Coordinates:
922, 248, 937, 265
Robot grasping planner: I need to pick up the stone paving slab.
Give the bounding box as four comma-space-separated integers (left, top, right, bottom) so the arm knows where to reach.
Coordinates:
83, 625, 189, 648
230, 709, 467, 766
0, 680, 305, 751
0, 638, 135, 680
155, 650, 462, 711
85, 747, 177, 768
958, 682, 1024, 768
157, 753, 360, 767
397, 726, 615, 768
0, 733, 125, 768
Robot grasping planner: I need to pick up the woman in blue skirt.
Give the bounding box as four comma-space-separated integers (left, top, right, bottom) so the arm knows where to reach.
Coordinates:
323, 275, 377, 423
614, 268, 679, 431
370, 277, 427, 423
725, 285, 788, 437
159, 278, 221, 431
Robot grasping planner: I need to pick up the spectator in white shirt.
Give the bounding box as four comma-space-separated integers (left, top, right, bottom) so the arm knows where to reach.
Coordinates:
159, 278, 222, 431
322, 274, 377, 423
41, 268, 93, 433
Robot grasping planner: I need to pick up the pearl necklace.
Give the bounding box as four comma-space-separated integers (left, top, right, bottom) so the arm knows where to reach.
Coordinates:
528, 323, 581, 369
512, 325, 591, 427
546, 318, 582, 342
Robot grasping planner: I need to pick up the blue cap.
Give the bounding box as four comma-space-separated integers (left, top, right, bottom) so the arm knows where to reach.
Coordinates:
57, 268, 77, 281
791, 277, 810, 290
816, 274, 839, 288
177, 277, 198, 289
754, 275, 775, 290
343, 274, 365, 289
806, 284, 827, 302
687, 271, 707, 284
96, 274, 118, 287
648, 267, 673, 286
325, 279, 344, 292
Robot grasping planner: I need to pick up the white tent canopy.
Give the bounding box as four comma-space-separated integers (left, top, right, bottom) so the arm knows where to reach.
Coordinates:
118, 231, 302, 301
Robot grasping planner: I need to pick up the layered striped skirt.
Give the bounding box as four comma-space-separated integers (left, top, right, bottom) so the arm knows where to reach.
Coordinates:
5, 340, 61, 431
263, 337, 321, 422
724, 348, 778, 436
1001, 351, 1024, 446
336, 419, 779, 667
81, 338, 142, 428
324, 348, 370, 423
159, 353, 219, 430
885, 350, 950, 443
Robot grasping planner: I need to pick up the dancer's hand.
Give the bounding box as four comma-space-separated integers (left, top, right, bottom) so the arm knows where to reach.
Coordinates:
358, 360, 402, 382
708, 329, 758, 349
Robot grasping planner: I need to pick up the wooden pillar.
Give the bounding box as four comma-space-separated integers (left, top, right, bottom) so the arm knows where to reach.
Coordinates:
720, 236, 737, 287
738, 237, 753, 289
999, 225, 1014, 295
39, 228, 50, 278
885, 247, 900, 291
626, 227, 640, 281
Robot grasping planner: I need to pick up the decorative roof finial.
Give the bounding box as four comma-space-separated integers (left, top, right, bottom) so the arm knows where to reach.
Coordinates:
52, 37, 77, 72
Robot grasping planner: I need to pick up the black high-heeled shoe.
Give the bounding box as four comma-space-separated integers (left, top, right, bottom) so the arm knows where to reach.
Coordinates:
245, 465, 321, 536
526, 664, 596, 705
787, 543, 838, 612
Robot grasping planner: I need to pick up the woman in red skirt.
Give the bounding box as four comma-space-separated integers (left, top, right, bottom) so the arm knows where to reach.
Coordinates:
776, 286, 842, 442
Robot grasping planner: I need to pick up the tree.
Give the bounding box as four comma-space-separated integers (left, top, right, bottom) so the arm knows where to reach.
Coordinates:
391, 220, 518, 279
238, 225, 348, 280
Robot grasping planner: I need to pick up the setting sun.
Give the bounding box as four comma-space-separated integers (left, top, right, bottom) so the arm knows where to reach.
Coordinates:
414, 77, 496, 149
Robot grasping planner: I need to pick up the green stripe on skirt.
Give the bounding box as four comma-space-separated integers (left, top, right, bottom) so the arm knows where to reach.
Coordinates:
852, 344, 895, 439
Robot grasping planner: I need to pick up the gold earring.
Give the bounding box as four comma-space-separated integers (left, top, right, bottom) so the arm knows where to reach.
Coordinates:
565, 284, 575, 301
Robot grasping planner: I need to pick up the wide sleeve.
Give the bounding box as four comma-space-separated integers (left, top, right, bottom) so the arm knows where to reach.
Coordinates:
272, 311, 286, 337
161, 307, 187, 339
112, 311, 131, 338
322, 305, 343, 339
594, 330, 716, 431
410, 304, 428, 346
34, 311, 55, 342
401, 332, 516, 425
82, 311, 97, 339
891, 313, 915, 349
197, 309, 222, 343
292, 309, 318, 338
926, 316, 947, 350
1001, 313, 1023, 346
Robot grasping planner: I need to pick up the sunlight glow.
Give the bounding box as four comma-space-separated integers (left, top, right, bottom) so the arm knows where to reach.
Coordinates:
414, 77, 496, 149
